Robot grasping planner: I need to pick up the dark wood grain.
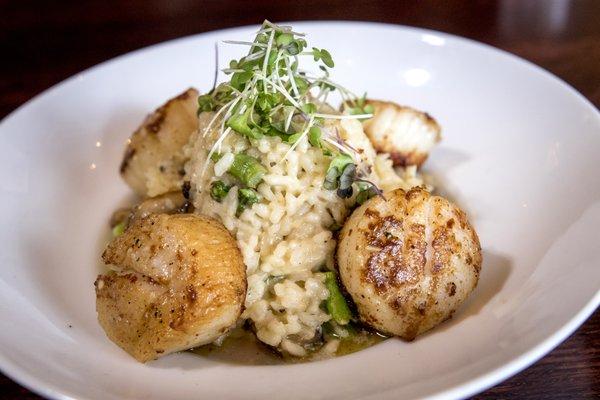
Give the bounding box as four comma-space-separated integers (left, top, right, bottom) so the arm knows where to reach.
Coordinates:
1, 0, 598, 398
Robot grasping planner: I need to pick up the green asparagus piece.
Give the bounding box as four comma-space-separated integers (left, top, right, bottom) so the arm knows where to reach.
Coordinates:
210, 180, 231, 202
236, 188, 261, 216
323, 271, 352, 325
229, 154, 267, 188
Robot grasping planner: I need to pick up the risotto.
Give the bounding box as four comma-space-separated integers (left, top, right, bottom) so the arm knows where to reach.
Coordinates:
184, 114, 424, 356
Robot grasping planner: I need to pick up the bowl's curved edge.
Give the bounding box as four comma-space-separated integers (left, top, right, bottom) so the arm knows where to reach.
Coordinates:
423, 290, 600, 400
0, 20, 598, 400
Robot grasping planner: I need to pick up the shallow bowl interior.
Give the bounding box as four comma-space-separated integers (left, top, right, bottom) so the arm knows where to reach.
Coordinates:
0, 22, 598, 400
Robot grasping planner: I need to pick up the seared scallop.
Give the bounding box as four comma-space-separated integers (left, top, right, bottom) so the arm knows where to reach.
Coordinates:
96, 213, 246, 362
362, 100, 441, 167
337, 187, 481, 340
128, 190, 191, 221
120, 88, 199, 197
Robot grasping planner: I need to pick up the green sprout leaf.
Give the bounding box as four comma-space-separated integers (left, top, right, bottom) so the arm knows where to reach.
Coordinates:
312, 48, 334, 68
230, 71, 253, 91
320, 49, 334, 68
308, 126, 322, 148
197, 94, 215, 113
202, 20, 374, 194
276, 33, 293, 46
337, 163, 356, 198
329, 154, 354, 174
324, 154, 354, 190
356, 185, 377, 205
286, 132, 303, 144
226, 106, 264, 140
301, 102, 317, 115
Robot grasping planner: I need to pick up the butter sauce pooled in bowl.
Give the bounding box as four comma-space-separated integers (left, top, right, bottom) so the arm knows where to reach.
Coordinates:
95, 20, 480, 362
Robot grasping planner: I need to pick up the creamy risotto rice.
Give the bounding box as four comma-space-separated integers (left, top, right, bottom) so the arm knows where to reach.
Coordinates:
185, 115, 424, 356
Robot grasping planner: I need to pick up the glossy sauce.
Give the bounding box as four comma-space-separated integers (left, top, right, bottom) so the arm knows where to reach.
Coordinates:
191, 327, 387, 365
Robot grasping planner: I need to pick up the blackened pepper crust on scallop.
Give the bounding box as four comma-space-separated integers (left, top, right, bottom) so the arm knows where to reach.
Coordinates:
337, 187, 482, 340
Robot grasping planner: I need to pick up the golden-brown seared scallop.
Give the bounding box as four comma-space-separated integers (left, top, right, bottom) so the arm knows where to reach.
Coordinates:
129, 191, 191, 221
337, 187, 481, 340
362, 100, 441, 167
109, 191, 191, 232
95, 213, 246, 362
120, 88, 199, 198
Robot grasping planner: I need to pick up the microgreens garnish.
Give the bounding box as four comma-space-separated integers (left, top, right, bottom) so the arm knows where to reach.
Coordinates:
324, 154, 354, 191
347, 94, 375, 119
198, 20, 382, 202
311, 48, 334, 68
356, 183, 379, 205
199, 21, 371, 156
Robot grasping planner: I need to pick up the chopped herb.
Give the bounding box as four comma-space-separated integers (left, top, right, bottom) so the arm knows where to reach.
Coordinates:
210, 180, 231, 202
111, 221, 126, 237
323, 156, 383, 201
337, 187, 353, 199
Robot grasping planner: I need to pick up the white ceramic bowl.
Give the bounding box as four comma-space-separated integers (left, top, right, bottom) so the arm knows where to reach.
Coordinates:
0, 21, 598, 400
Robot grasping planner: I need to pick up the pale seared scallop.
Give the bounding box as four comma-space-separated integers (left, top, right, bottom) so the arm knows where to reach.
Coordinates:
362, 100, 441, 167
120, 88, 199, 197
337, 187, 481, 340
96, 213, 246, 362
128, 190, 191, 222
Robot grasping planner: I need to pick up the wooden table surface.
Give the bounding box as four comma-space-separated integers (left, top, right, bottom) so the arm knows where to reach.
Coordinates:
1, 0, 599, 398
